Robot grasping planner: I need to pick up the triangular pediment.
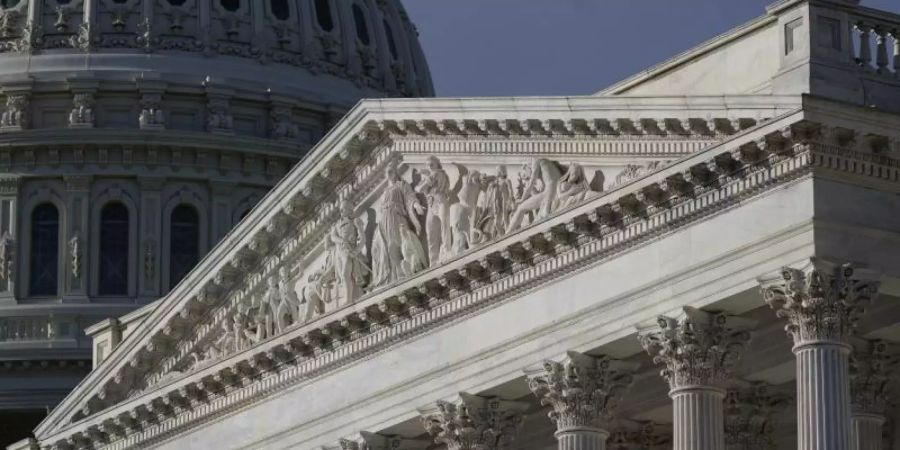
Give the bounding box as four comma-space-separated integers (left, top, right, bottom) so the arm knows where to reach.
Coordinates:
34, 94, 804, 445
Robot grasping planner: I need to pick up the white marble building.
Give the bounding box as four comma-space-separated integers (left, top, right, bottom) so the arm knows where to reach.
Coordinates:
16, 0, 900, 449
0, 0, 432, 442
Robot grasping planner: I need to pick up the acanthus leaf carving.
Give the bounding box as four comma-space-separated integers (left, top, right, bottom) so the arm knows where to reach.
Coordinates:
420, 393, 527, 450
526, 352, 638, 433
760, 259, 880, 346
639, 307, 755, 389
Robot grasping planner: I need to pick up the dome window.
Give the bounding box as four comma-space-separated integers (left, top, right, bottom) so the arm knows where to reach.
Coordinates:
169, 204, 200, 289
57, 0, 72, 4
384, 19, 398, 59
352, 4, 370, 46
111, 0, 128, 3
221, 0, 240, 12
167, 0, 187, 6
29, 203, 59, 297
314, 0, 334, 32
270, 0, 290, 20
98, 202, 130, 296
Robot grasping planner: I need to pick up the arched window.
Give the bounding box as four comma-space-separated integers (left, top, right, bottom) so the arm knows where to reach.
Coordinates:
352, 4, 370, 46
314, 0, 334, 32
383, 19, 398, 59
220, 0, 240, 12
29, 204, 59, 297
270, 0, 289, 20
167, 0, 186, 6
169, 204, 200, 289
98, 203, 129, 296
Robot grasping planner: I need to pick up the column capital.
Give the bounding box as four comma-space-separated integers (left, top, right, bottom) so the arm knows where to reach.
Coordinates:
526, 351, 638, 433
760, 259, 880, 347
639, 307, 755, 391
850, 339, 898, 416
724, 383, 790, 450
420, 393, 527, 450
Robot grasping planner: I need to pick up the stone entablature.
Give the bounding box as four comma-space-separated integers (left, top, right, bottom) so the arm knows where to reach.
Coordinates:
33, 91, 900, 449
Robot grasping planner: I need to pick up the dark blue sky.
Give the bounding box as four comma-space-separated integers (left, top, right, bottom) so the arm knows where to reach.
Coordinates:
404, 0, 900, 97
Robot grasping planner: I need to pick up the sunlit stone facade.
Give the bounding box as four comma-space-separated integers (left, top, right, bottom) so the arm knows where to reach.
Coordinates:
17, 0, 900, 449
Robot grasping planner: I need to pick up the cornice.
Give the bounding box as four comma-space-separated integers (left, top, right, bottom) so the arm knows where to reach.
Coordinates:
0, 128, 307, 158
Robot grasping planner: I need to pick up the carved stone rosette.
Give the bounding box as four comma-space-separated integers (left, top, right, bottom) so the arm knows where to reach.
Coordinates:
639, 307, 755, 450
527, 351, 638, 449
760, 259, 880, 347
420, 393, 527, 450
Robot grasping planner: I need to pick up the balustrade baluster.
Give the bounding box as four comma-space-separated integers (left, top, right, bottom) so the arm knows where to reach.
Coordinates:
855, 23, 873, 69
892, 31, 900, 77
875, 28, 889, 73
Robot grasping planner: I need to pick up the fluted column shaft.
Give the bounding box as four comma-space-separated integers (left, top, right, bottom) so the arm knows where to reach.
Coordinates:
671, 386, 725, 450
556, 428, 608, 450
795, 341, 852, 450
761, 260, 881, 450
851, 413, 885, 450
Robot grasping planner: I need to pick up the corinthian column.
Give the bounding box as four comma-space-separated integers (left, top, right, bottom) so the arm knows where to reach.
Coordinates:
420, 393, 528, 450
849, 340, 895, 450
526, 351, 639, 450
639, 307, 755, 450
760, 259, 880, 450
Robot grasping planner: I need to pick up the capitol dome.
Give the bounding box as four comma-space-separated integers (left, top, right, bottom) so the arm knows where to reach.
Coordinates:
0, 0, 432, 439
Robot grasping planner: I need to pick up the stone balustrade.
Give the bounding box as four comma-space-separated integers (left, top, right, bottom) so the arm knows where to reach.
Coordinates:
851, 8, 900, 77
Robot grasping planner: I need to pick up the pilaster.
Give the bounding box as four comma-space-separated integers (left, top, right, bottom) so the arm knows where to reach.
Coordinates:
526, 351, 638, 450
760, 258, 881, 450
420, 393, 528, 450
63, 175, 91, 302
639, 307, 755, 450
850, 340, 897, 450
137, 177, 164, 299
724, 383, 789, 450
0, 176, 21, 304
209, 181, 236, 244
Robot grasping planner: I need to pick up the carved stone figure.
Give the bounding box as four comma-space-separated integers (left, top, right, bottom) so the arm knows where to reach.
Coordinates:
555, 162, 592, 209
139, 94, 165, 129
299, 264, 330, 323
507, 158, 563, 233
69, 234, 82, 280
259, 276, 281, 338
326, 200, 370, 307
270, 106, 299, 140
206, 98, 233, 132
1, 94, 28, 129
274, 266, 299, 332
416, 156, 451, 265
0, 232, 13, 282
371, 163, 427, 288
448, 170, 482, 257
68, 94, 95, 127
476, 165, 515, 242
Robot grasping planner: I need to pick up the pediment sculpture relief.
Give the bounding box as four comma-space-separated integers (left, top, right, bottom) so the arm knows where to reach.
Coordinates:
163, 155, 616, 381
